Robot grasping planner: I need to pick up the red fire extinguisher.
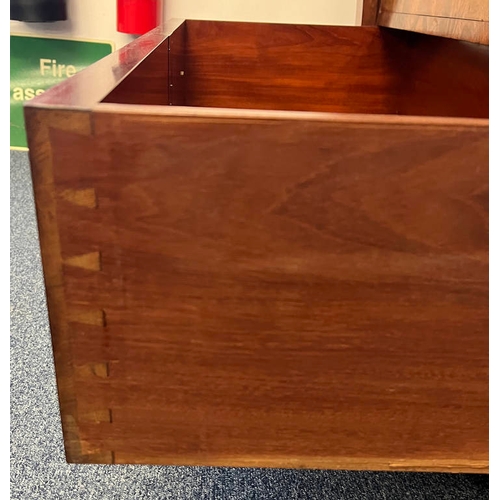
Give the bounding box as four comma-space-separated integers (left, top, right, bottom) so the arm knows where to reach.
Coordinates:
117, 0, 160, 35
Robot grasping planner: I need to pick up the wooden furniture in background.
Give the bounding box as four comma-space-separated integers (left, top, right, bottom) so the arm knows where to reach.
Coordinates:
362, 0, 381, 25
24, 17, 488, 473
364, 0, 489, 45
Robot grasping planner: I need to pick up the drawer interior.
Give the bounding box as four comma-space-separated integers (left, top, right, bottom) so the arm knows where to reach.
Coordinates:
103, 20, 488, 119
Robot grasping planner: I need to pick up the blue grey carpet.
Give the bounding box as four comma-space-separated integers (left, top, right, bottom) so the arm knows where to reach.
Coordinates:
10, 150, 489, 499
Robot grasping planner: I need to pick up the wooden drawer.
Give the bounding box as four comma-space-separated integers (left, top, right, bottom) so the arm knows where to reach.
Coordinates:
24, 19, 488, 473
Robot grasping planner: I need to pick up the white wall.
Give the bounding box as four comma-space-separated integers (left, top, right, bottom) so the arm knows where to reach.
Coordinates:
11, 0, 361, 49
164, 0, 359, 26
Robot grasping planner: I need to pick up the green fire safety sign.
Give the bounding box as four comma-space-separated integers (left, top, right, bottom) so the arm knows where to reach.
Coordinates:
10, 34, 113, 149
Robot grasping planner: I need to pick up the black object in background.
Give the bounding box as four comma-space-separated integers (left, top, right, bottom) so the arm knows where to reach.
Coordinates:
11, 0, 67, 22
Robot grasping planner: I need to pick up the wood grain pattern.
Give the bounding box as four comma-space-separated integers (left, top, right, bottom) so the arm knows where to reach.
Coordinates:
29, 20, 488, 119
60, 188, 97, 208
101, 41, 169, 106
180, 21, 487, 118
74, 362, 110, 380
378, 0, 488, 45
29, 19, 183, 108
379, 29, 488, 118
168, 20, 187, 106
32, 103, 487, 472
63, 252, 101, 271
183, 23, 402, 115
24, 107, 104, 462
24, 19, 488, 473
361, 0, 381, 25
381, 0, 488, 22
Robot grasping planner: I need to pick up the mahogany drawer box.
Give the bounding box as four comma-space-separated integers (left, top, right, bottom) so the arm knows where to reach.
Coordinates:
24, 18, 488, 472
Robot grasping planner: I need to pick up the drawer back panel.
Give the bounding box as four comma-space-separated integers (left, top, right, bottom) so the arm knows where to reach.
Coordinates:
102, 21, 488, 119
182, 21, 488, 118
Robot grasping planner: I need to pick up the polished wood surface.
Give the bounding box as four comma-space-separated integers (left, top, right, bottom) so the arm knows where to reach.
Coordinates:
168, 21, 187, 106
380, 30, 488, 119
378, 0, 489, 45
183, 22, 401, 115
361, 0, 381, 25
381, 0, 488, 20
28, 19, 183, 108
24, 107, 102, 462
101, 41, 169, 106
31, 20, 488, 119
179, 21, 487, 118
24, 19, 488, 473
27, 101, 488, 472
